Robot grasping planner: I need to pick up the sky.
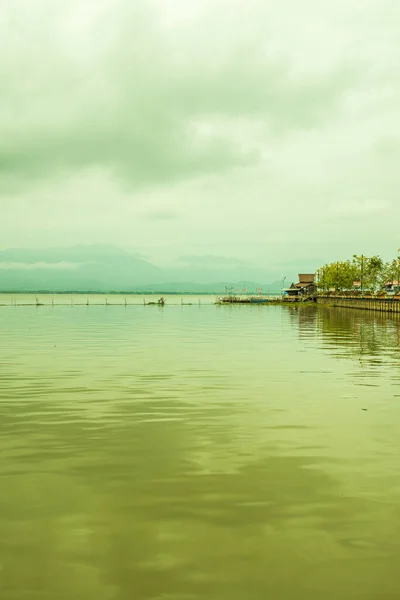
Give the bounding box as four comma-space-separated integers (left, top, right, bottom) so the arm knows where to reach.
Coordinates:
1, 0, 400, 273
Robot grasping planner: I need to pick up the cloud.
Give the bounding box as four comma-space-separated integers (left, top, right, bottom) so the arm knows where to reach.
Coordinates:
0, 0, 359, 191
1, 0, 400, 267
330, 200, 391, 216
140, 209, 180, 221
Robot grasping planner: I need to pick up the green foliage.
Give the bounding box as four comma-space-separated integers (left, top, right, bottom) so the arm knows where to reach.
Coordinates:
317, 251, 400, 293
316, 260, 356, 291
385, 258, 400, 286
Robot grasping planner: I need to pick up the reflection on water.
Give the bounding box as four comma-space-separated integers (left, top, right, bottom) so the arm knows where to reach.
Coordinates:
316, 306, 400, 360
290, 303, 400, 364
1, 304, 400, 599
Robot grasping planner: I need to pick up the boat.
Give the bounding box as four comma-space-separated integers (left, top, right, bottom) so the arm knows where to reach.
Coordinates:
146, 297, 165, 306
216, 285, 272, 305
216, 295, 269, 305
215, 285, 273, 305
248, 297, 269, 304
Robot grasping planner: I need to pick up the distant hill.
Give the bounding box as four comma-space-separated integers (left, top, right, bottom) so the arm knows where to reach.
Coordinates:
0, 245, 287, 293
0, 245, 162, 291
132, 281, 284, 294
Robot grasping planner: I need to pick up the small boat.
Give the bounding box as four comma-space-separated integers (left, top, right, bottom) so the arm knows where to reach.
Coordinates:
215, 285, 269, 305
249, 297, 269, 304
216, 295, 269, 305
146, 297, 165, 306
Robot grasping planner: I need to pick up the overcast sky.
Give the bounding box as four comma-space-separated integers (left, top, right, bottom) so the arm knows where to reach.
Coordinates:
1, 0, 399, 270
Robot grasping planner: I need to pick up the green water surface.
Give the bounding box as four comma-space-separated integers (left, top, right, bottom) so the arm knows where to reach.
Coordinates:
1, 301, 400, 599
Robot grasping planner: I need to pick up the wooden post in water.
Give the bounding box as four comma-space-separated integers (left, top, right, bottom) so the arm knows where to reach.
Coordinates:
143, 297, 146, 306
86, 297, 89, 306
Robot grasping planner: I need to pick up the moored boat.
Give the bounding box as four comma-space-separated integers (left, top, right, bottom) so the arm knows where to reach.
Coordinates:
216, 295, 269, 305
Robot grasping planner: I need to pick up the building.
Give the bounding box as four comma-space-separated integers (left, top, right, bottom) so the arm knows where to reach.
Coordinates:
283, 273, 316, 299
384, 281, 400, 293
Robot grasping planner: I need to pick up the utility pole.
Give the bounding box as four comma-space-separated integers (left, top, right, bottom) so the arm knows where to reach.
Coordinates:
397, 249, 400, 293
360, 255, 365, 297
336, 262, 339, 294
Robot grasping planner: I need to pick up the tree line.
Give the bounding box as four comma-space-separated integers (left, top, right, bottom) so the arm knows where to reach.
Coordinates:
316, 252, 400, 293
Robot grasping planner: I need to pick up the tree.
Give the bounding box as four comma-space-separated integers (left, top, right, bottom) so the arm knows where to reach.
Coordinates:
385, 258, 400, 289
365, 255, 383, 291
316, 260, 356, 292
317, 250, 400, 295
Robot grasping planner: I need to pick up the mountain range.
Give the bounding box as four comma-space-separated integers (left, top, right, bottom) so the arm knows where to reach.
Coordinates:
0, 245, 290, 293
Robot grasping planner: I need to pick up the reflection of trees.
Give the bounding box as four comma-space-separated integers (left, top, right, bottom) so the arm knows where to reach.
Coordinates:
315, 307, 400, 362
289, 304, 400, 364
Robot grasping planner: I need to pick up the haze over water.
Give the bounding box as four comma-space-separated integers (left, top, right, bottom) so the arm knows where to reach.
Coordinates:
1, 301, 400, 599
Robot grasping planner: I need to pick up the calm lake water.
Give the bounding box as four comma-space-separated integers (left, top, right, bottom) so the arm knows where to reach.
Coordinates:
1, 299, 400, 599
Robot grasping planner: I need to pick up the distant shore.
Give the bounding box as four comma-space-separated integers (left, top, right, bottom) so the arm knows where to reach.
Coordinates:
0, 290, 223, 295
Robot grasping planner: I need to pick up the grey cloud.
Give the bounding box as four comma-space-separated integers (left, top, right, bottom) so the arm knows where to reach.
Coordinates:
140, 209, 180, 220
1, 0, 399, 267
0, 0, 358, 191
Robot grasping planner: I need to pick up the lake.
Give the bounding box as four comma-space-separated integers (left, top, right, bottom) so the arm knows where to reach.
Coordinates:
1, 299, 400, 599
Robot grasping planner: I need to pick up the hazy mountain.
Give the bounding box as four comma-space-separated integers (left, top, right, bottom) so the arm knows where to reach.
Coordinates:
134, 281, 284, 294
0, 245, 292, 292
0, 245, 162, 291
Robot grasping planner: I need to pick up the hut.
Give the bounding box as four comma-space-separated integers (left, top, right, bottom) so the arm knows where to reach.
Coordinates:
283, 274, 316, 300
